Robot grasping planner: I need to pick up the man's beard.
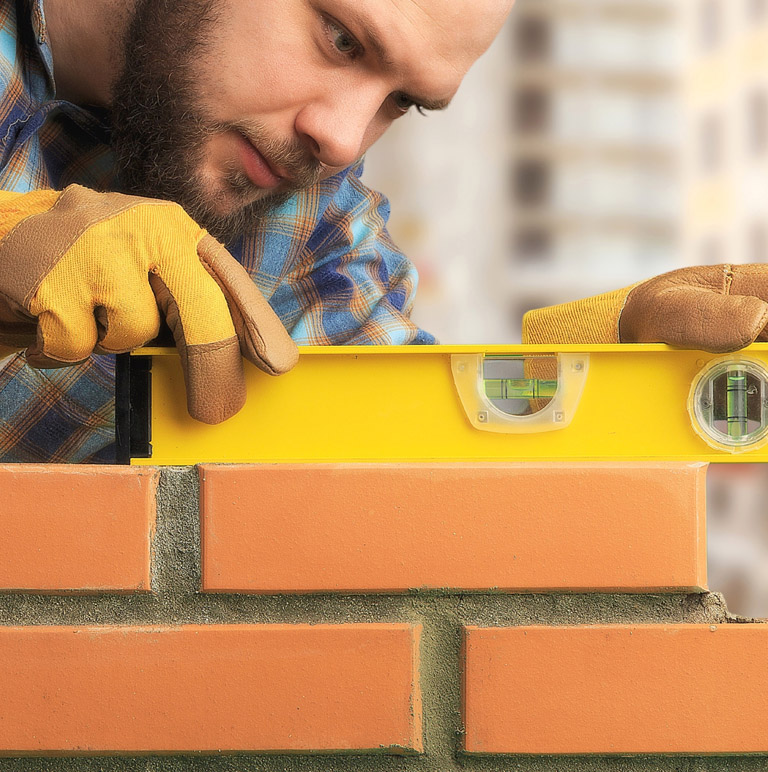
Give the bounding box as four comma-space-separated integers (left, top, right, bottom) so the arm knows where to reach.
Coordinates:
110, 0, 321, 242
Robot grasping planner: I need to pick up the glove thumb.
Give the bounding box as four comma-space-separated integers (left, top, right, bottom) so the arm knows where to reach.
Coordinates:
197, 235, 298, 374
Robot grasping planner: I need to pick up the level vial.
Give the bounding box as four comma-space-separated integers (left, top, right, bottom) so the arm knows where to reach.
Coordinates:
689, 355, 768, 453
726, 369, 748, 439
484, 378, 558, 400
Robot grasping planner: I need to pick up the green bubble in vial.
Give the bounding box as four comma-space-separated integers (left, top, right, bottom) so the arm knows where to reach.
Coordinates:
726, 370, 748, 439
484, 379, 558, 400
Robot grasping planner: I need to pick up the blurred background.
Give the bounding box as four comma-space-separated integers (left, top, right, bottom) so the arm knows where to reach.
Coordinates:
364, 0, 768, 617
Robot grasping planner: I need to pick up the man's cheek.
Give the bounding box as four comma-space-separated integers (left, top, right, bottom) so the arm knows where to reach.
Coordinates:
187, 136, 242, 204
199, 50, 309, 122
360, 115, 396, 156
203, 133, 235, 168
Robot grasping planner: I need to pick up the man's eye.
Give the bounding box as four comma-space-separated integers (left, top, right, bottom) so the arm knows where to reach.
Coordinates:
323, 18, 361, 58
392, 92, 427, 116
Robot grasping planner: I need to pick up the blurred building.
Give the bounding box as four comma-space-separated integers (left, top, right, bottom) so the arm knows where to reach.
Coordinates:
506, 0, 682, 339
707, 464, 768, 618
364, 1, 768, 618
684, 1, 768, 620
363, 17, 514, 342
366, 0, 683, 342
681, 0, 768, 267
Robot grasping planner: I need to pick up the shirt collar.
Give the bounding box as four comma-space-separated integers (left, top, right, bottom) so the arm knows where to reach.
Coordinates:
28, 0, 57, 98
25, 0, 111, 142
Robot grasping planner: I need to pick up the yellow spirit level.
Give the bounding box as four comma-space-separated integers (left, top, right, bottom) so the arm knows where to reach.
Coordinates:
119, 343, 768, 465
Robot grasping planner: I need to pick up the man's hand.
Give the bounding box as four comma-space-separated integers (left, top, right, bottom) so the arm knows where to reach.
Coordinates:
619, 265, 768, 352
523, 264, 768, 352
0, 185, 298, 424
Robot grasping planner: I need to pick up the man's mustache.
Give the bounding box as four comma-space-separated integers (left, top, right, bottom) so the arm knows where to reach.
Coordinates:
229, 122, 324, 190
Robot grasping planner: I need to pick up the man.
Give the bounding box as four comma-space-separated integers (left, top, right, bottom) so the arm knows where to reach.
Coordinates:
3, 0, 764, 465
0, 0, 513, 462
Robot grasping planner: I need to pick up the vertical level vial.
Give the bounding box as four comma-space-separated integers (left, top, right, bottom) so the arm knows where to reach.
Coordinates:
689, 357, 768, 453
726, 369, 748, 439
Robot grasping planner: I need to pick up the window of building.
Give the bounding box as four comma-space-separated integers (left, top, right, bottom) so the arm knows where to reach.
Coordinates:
700, 0, 722, 50
513, 160, 550, 207
700, 112, 723, 171
515, 15, 552, 63
750, 223, 768, 263
748, 0, 768, 21
748, 91, 768, 156
515, 89, 551, 134
514, 228, 552, 263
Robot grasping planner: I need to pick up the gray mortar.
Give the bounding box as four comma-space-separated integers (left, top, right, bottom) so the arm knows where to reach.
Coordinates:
0, 467, 765, 772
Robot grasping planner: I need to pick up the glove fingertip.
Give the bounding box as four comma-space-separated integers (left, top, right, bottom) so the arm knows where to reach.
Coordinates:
731, 296, 768, 351
242, 325, 299, 375
184, 337, 246, 424
198, 234, 299, 375
271, 338, 300, 373
24, 350, 76, 369
24, 337, 88, 368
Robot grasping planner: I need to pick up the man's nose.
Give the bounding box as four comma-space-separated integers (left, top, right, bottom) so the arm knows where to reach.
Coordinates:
294, 90, 382, 169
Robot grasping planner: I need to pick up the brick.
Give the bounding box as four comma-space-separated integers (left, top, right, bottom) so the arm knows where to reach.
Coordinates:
199, 462, 706, 593
0, 624, 421, 754
463, 624, 768, 754
0, 465, 157, 592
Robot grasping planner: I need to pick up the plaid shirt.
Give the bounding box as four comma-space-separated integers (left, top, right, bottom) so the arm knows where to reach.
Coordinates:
0, 0, 434, 463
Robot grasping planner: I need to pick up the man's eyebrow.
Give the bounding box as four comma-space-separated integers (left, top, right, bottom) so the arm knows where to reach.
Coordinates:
349, 11, 453, 111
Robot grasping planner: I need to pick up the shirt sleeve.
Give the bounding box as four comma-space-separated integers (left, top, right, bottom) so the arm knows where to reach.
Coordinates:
272, 162, 437, 346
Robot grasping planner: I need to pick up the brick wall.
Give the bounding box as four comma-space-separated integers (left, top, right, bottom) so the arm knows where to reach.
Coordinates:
0, 462, 766, 772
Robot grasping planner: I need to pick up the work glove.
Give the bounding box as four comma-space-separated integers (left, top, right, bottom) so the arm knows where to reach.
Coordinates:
0, 184, 298, 423
522, 264, 768, 352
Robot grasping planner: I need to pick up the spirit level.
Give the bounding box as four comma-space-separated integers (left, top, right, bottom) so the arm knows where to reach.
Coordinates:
117, 344, 768, 465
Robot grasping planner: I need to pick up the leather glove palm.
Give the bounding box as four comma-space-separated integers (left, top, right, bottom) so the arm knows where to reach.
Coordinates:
0, 185, 298, 423
523, 264, 768, 352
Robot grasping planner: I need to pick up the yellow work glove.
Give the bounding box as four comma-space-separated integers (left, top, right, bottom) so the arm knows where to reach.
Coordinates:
0, 184, 298, 423
522, 264, 768, 352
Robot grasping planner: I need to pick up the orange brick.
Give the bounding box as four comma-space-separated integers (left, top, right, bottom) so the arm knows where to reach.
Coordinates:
0, 624, 421, 754
0, 465, 157, 592
463, 624, 768, 754
199, 463, 706, 593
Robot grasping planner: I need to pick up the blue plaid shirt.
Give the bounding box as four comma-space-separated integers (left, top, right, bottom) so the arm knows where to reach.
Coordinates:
0, 0, 434, 463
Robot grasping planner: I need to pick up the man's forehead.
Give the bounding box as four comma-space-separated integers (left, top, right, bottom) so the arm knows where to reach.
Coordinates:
326, 0, 513, 87
388, 0, 514, 49
387, 0, 510, 61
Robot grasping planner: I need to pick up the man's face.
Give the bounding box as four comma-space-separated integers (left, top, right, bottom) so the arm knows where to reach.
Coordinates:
111, 0, 512, 240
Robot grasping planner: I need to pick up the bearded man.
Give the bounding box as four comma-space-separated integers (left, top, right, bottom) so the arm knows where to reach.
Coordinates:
0, 0, 513, 462
2, 0, 766, 465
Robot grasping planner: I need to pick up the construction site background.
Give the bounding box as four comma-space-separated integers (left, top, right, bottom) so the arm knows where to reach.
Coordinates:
365, 0, 768, 618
